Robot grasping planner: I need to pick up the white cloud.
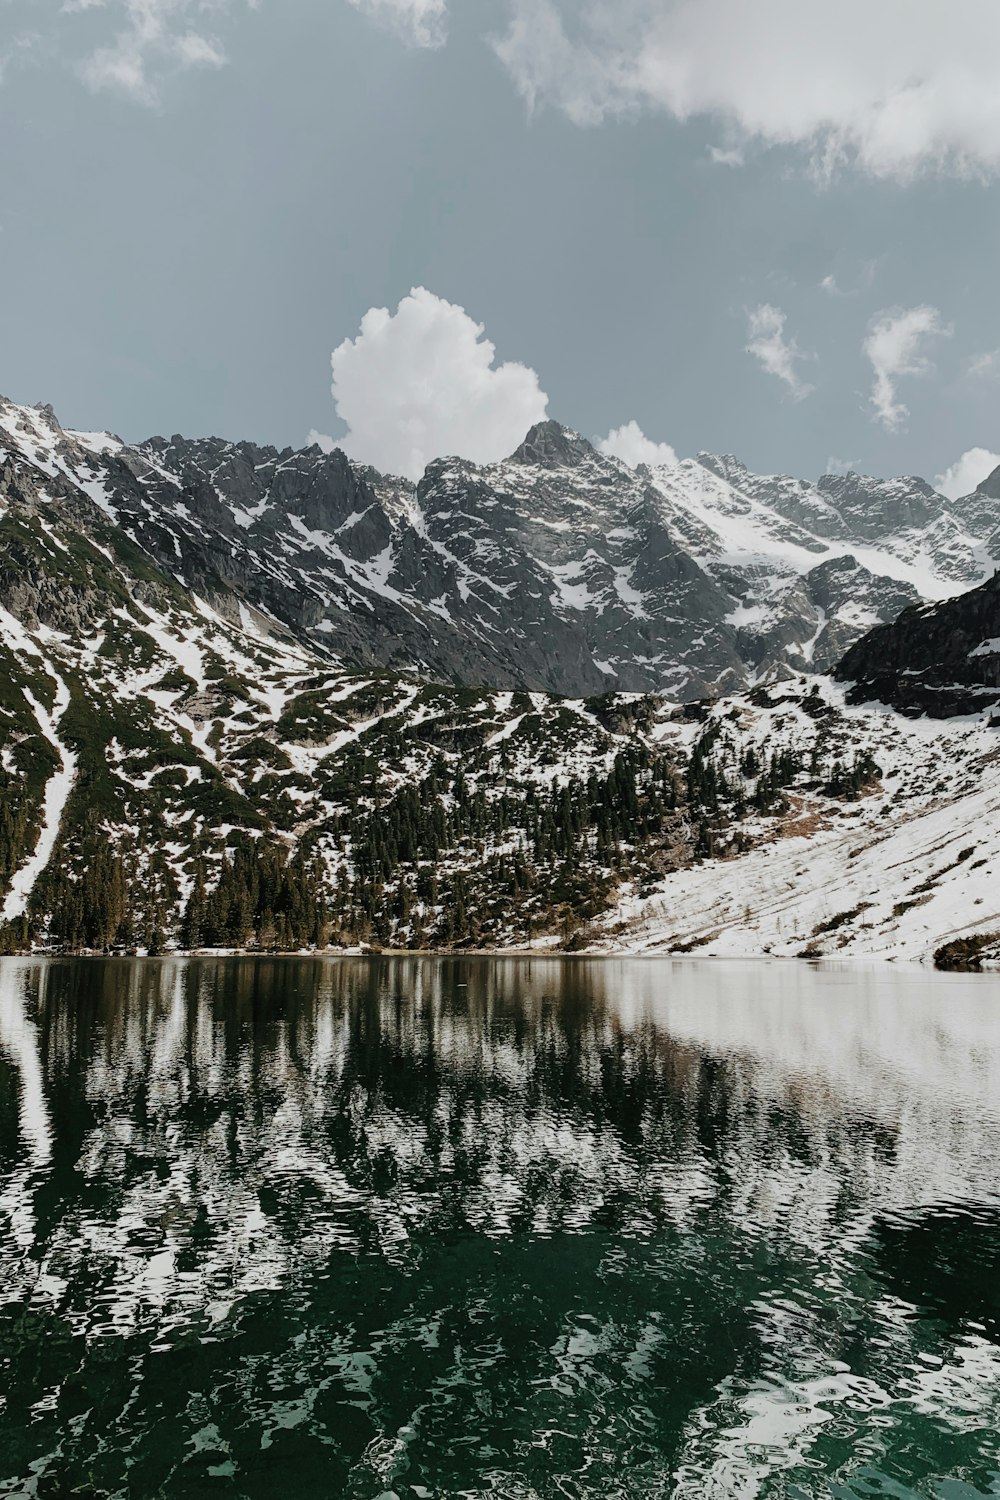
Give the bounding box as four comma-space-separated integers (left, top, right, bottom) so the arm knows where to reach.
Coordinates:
825, 456, 859, 476
0, 28, 39, 84
708, 145, 743, 167
935, 447, 1000, 500
492, 0, 1000, 181
820, 259, 879, 297
864, 305, 949, 433
745, 304, 813, 400
306, 429, 336, 453
328, 286, 549, 480
77, 0, 227, 103
346, 0, 447, 47
969, 349, 1000, 379
598, 420, 678, 469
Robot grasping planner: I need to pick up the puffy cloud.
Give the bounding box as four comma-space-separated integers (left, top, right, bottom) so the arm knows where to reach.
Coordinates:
598, 420, 678, 469
745, 304, 814, 400
329, 287, 549, 480
306, 429, 336, 453
599, 417, 677, 468
825, 457, 859, 476
492, 0, 1000, 180
346, 0, 447, 47
76, 0, 227, 103
935, 447, 1000, 500
864, 305, 949, 433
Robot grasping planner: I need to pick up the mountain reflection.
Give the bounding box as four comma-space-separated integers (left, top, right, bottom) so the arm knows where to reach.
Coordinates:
2, 956, 1000, 1498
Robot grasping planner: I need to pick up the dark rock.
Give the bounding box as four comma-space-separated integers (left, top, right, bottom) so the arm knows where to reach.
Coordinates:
835, 570, 1000, 716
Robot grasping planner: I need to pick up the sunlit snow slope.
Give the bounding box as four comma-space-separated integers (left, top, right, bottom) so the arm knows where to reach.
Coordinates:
601, 679, 1000, 961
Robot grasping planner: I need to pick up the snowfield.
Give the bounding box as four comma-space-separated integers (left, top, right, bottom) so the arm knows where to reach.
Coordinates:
0, 609, 78, 924
600, 682, 1000, 962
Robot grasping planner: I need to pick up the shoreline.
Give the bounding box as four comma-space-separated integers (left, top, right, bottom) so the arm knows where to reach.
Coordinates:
0, 947, 993, 971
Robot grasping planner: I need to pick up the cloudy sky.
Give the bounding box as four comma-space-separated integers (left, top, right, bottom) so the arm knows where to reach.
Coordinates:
1, 0, 999, 490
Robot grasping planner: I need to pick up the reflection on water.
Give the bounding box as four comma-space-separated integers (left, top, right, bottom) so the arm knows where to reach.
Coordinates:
1, 956, 1000, 1497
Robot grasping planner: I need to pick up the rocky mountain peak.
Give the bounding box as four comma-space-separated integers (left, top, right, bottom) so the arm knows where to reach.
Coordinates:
816, 468, 945, 537
31, 402, 61, 430
695, 453, 751, 485
816, 470, 941, 505
976, 463, 1000, 500
509, 421, 597, 469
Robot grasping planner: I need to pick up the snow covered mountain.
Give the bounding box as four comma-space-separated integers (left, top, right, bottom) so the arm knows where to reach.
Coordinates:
2, 396, 996, 700
3, 389, 1000, 964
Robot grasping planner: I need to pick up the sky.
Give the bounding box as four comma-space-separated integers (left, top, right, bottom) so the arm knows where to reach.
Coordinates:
1, 0, 999, 492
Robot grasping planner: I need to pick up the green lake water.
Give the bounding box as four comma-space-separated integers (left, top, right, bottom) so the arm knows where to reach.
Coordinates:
1, 956, 1000, 1497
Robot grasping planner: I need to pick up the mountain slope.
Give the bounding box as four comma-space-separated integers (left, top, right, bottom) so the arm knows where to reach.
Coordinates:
3, 392, 1000, 963
835, 569, 1000, 716
599, 678, 1000, 961
3, 397, 997, 700
0, 425, 687, 948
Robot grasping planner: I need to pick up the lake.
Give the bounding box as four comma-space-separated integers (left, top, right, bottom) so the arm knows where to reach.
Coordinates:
1, 956, 1000, 1498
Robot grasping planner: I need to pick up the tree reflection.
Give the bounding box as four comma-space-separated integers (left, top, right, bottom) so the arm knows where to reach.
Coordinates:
1, 957, 1000, 1497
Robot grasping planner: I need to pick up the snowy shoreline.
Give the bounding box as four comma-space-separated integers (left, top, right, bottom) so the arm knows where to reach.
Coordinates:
2, 945, 996, 971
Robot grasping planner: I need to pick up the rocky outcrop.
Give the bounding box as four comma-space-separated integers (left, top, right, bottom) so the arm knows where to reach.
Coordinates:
835, 569, 1000, 716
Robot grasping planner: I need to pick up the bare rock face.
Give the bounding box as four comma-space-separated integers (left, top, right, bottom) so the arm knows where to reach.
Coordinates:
2, 393, 998, 699
835, 569, 1000, 716
948, 461, 1000, 540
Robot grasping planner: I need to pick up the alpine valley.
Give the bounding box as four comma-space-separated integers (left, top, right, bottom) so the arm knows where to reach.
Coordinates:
2, 393, 1000, 965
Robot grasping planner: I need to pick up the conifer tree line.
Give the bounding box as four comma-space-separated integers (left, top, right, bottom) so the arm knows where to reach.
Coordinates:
683, 717, 881, 859
181, 844, 330, 950
0, 728, 58, 901
0, 786, 33, 894
24, 838, 175, 954
0, 702, 883, 954
174, 745, 685, 951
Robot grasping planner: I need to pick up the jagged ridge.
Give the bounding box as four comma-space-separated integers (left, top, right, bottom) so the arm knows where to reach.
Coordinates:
3, 397, 997, 700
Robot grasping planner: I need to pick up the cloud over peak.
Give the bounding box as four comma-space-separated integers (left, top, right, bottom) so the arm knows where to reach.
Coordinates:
598, 420, 678, 470
328, 287, 549, 480
935, 447, 1000, 501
